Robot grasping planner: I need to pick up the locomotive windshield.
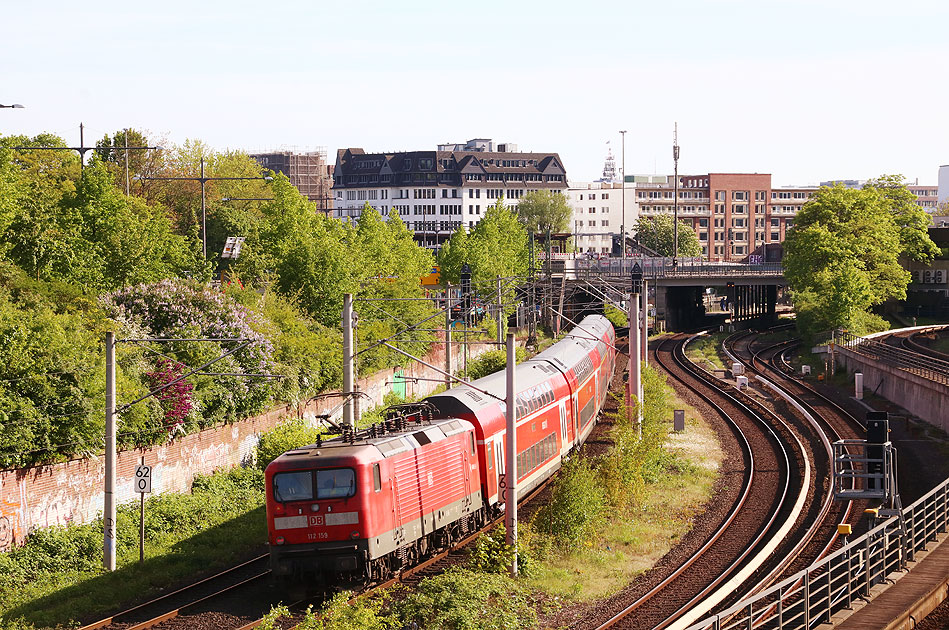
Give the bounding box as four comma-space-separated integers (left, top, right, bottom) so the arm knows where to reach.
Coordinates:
273, 471, 313, 502
316, 468, 356, 499
273, 468, 356, 502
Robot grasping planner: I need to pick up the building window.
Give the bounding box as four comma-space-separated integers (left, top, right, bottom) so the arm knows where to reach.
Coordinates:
601, 220, 609, 226
770, 232, 779, 241
589, 207, 595, 213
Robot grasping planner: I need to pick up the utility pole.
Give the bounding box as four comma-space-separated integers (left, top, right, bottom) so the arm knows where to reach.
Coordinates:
496, 276, 504, 345
628, 264, 644, 438
528, 232, 537, 346
444, 286, 453, 387
124, 130, 131, 196
342, 293, 355, 428
620, 130, 627, 260
641, 279, 649, 366
104, 332, 116, 571
673, 123, 680, 266
505, 332, 518, 577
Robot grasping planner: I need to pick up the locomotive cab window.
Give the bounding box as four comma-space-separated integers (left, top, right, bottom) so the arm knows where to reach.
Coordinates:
373, 464, 381, 492
273, 471, 313, 503
316, 468, 356, 499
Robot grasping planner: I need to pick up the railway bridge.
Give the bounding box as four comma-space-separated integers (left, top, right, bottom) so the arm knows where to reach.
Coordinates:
544, 255, 786, 331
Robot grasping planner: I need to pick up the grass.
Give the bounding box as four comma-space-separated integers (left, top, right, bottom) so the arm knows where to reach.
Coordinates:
0, 469, 267, 629
526, 389, 722, 605
686, 332, 731, 371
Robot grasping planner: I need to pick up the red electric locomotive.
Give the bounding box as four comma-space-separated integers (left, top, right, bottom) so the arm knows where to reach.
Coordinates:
264, 314, 615, 585
266, 406, 485, 584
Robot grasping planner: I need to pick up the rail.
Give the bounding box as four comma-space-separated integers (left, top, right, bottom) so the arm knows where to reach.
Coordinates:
835, 330, 949, 386
683, 475, 949, 630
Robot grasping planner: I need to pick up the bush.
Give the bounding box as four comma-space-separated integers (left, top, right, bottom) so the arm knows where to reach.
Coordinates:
534, 457, 605, 549
256, 419, 325, 470
392, 567, 538, 630
463, 347, 527, 381
603, 303, 628, 328
0, 467, 265, 627
107, 279, 283, 434
296, 592, 391, 630
468, 524, 535, 578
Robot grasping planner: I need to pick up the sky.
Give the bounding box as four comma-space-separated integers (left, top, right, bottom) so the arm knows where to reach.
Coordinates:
2, 0, 947, 187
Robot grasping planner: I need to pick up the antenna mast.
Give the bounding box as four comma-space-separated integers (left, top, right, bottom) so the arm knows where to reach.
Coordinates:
672, 123, 680, 264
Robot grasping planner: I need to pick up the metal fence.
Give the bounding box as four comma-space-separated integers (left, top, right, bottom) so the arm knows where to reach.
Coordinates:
566, 257, 785, 281
837, 331, 949, 386
684, 476, 949, 630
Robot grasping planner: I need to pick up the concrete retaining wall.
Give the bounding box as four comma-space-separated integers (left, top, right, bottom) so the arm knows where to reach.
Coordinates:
0, 339, 499, 551
835, 346, 949, 432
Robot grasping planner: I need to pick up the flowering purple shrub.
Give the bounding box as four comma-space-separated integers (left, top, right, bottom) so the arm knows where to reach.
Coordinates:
107, 279, 279, 425
145, 359, 194, 435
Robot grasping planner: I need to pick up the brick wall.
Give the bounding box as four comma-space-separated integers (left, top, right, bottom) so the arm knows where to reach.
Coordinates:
0, 339, 500, 551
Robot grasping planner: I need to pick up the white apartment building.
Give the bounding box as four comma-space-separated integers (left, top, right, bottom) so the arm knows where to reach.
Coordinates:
566, 180, 643, 254
332, 139, 567, 249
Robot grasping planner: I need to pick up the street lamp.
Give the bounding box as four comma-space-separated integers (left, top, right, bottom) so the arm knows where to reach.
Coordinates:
0, 103, 25, 109
620, 130, 627, 260
136, 158, 273, 258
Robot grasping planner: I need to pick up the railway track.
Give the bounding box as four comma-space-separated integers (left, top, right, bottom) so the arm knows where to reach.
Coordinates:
78, 554, 272, 630
717, 329, 868, 608
587, 332, 802, 630
899, 326, 949, 362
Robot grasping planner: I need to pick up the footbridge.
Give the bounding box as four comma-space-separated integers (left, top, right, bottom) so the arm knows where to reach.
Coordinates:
544, 255, 786, 331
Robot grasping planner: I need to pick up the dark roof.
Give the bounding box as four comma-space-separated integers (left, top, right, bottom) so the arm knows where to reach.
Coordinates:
333, 148, 566, 189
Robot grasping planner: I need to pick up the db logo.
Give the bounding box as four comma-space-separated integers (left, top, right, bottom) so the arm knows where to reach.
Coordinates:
308, 515, 324, 527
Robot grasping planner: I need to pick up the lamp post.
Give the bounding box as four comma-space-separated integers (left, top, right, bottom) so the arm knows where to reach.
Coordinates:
672, 123, 680, 266
0, 103, 25, 109
620, 130, 627, 260
136, 158, 273, 258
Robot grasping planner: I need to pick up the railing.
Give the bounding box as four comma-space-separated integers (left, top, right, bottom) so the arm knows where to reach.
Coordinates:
836, 331, 949, 386
569, 257, 784, 280
684, 476, 949, 630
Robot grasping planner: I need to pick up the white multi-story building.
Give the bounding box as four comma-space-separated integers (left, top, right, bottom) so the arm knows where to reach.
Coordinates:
565, 179, 642, 255
332, 139, 567, 249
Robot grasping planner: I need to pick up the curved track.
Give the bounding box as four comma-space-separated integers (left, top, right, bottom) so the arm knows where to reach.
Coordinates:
590, 333, 798, 630
720, 329, 869, 603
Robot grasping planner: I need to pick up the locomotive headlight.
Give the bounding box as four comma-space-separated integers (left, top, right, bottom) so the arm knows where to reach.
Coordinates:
350, 530, 360, 539
276, 536, 285, 545
310, 504, 320, 512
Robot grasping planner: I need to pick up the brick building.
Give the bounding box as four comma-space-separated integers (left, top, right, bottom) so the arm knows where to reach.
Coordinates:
332, 139, 567, 249
568, 173, 815, 262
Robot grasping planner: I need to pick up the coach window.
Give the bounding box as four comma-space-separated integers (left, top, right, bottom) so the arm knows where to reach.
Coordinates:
373, 464, 382, 492
316, 468, 356, 499
470, 432, 476, 456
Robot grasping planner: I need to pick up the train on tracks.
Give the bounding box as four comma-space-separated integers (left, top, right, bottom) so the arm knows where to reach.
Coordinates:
265, 314, 616, 585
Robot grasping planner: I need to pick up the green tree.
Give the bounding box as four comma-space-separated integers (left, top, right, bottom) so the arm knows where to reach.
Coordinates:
516, 190, 572, 234
783, 179, 935, 338
3, 157, 197, 288
633, 215, 702, 257
865, 175, 940, 262
438, 199, 531, 315
95, 128, 166, 193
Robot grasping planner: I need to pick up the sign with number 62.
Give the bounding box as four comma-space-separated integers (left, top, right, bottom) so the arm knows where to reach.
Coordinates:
134, 464, 152, 494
